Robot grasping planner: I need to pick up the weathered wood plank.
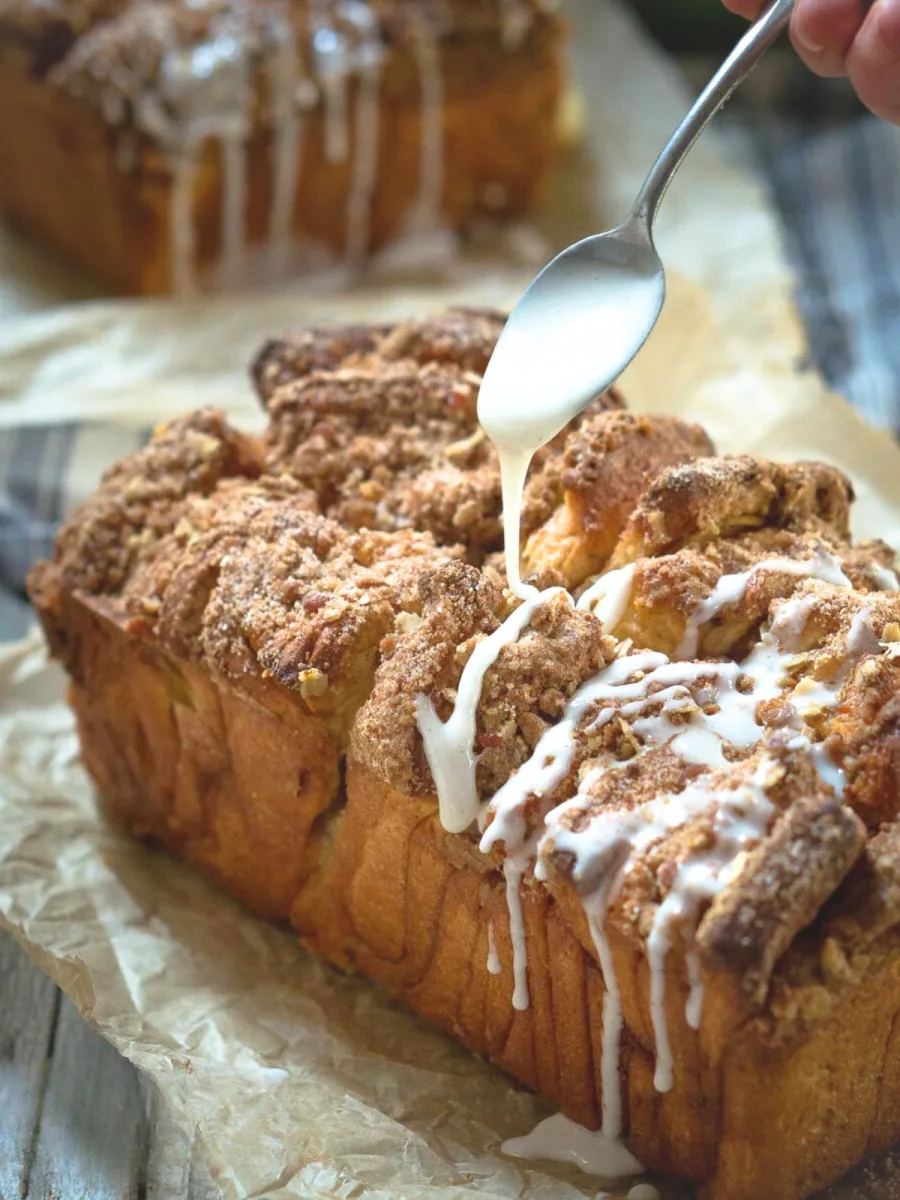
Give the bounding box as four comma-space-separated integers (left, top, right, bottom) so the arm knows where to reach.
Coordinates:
0, 933, 60, 1200
141, 1078, 220, 1200
0, 933, 222, 1200
185, 1145, 221, 1200
26, 993, 147, 1200
141, 1078, 191, 1200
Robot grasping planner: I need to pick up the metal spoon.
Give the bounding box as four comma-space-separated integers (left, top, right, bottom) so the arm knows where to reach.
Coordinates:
477, 0, 794, 456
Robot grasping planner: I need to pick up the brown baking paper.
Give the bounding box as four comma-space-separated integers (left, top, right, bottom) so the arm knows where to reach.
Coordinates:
2, 2, 900, 1196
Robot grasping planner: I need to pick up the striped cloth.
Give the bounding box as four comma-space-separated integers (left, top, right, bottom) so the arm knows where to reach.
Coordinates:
0, 424, 149, 639
763, 117, 900, 432
3, 81, 900, 641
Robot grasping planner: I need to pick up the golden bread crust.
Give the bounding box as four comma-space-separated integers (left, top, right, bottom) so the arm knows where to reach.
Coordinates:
261, 308, 635, 559
522, 411, 715, 587
35, 409, 264, 599
608, 454, 854, 566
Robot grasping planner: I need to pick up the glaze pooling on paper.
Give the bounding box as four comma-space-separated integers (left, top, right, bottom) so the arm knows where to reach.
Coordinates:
500, 1111, 644, 1177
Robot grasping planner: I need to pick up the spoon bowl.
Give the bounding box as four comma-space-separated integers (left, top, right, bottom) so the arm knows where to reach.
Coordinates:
477, 217, 665, 456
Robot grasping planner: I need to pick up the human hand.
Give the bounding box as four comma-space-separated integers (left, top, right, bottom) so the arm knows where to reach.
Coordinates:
723, 0, 900, 123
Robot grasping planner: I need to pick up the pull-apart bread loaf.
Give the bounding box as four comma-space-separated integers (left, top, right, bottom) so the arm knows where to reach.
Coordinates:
0, 0, 564, 293
29, 309, 900, 1200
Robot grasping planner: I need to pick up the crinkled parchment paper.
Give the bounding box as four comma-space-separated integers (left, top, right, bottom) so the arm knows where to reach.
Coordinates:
2, 2, 900, 1197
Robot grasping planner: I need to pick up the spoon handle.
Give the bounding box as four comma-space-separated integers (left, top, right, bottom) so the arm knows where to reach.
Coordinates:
631, 0, 794, 230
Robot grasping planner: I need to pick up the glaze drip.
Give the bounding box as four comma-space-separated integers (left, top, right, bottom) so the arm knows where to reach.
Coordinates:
501, 1111, 645, 1177
310, 0, 350, 163
137, 3, 254, 293
486, 920, 501, 975
266, 2, 305, 271
342, 3, 384, 264
416, 587, 563, 834
407, 12, 445, 238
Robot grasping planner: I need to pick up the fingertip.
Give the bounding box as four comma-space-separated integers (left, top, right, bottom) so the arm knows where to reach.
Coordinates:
720, 0, 764, 17
865, 0, 900, 61
789, 27, 848, 76
791, 3, 826, 53
794, 0, 866, 46
789, 0, 866, 77
847, 0, 900, 122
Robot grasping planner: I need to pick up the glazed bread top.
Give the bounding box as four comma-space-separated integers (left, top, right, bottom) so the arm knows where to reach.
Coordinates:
354, 474, 894, 809
256, 309, 711, 563
351, 431, 900, 1051
0, 0, 563, 117
31, 308, 900, 1068
32, 309, 710, 697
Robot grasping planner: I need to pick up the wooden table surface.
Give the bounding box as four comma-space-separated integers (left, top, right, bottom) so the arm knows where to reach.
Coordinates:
0, 932, 220, 1200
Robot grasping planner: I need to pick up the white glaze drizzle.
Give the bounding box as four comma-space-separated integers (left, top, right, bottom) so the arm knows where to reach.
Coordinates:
416, 588, 564, 834
342, 2, 384, 266
669, 727, 727, 767
406, 12, 445, 236
538, 596, 881, 1099
478, 273, 668, 601
587, 905, 626, 1139
481, 649, 671, 858
218, 122, 250, 289
499, 0, 534, 49
868, 561, 900, 591
675, 550, 852, 659
420, 547, 886, 1154
310, 0, 351, 163
486, 920, 502, 974
430, 273, 895, 1168
504, 856, 530, 1009
683, 940, 704, 1030
134, 3, 254, 294
125, 0, 401, 289
817, 743, 848, 794
169, 155, 197, 296
577, 564, 637, 633
643, 768, 776, 1091
191, 15, 251, 291
113, 0, 506, 290
792, 606, 879, 719
266, 2, 304, 270
481, 633, 791, 866
500, 1111, 644, 1177
500, 449, 539, 600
